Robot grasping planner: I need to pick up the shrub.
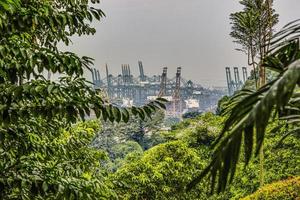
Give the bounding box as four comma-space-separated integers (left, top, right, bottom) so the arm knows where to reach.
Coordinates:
241, 177, 300, 200
112, 141, 206, 200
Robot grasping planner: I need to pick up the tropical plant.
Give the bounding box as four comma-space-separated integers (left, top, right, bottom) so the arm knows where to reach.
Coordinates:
188, 20, 300, 193
227, 120, 300, 199
230, 0, 278, 85
0, 0, 165, 199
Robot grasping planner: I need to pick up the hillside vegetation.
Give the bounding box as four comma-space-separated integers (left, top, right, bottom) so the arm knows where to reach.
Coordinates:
1, 0, 300, 199
106, 113, 300, 199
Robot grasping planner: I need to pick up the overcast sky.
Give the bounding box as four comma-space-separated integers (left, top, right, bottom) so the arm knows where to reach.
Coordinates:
62, 0, 300, 87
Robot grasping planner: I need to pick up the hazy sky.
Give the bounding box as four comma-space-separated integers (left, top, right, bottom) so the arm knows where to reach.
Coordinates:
62, 0, 300, 87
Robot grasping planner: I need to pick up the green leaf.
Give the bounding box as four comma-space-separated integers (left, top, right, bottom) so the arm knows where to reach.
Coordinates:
42, 182, 48, 192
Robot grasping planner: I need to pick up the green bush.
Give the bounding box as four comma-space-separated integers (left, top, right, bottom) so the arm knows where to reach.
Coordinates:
111, 113, 300, 200
112, 141, 207, 200
0, 119, 117, 199
111, 113, 229, 200
241, 177, 300, 200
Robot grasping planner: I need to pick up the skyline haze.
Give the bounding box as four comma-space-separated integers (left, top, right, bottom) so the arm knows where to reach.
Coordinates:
61, 0, 300, 87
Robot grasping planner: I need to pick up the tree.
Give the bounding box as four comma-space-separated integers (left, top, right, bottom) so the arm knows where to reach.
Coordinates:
112, 112, 299, 199
188, 20, 300, 193
112, 141, 206, 200
92, 110, 166, 157
0, 0, 165, 199
230, 0, 278, 86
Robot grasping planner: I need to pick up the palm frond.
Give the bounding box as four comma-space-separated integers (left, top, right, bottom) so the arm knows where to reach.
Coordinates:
269, 19, 300, 51
188, 59, 300, 192
188, 20, 300, 193
276, 128, 300, 147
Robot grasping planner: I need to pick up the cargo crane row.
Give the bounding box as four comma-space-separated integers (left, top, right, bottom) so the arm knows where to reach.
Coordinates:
225, 67, 248, 95
91, 61, 225, 115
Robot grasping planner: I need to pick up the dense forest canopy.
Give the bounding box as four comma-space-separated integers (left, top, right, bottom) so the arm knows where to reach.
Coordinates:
0, 0, 299, 200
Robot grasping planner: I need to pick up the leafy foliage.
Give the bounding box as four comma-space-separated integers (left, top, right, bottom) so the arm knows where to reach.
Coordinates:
110, 113, 222, 200
107, 141, 144, 171
0, 0, 166, 199
0, 119, 117, 199
0, 0, 20, 13
111, 113, 299, 199
227, 120, 300, 199
230, 0, 278, 55
1, 1, 298, 199
112, 141, 205, 200
241, 177, 300, 200
230, 0, 279, 85
92, 111, 165, 153
0, 0, 166, 124
188, 20, 300, 193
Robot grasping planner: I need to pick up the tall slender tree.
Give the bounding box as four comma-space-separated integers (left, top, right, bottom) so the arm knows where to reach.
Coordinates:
230, 0, 278, 87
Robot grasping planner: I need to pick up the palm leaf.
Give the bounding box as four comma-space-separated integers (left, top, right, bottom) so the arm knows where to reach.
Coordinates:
188, 20, 300, 192
188, 59, 300, 192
